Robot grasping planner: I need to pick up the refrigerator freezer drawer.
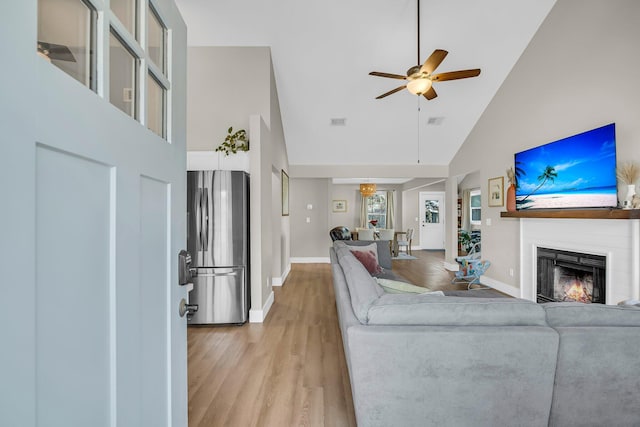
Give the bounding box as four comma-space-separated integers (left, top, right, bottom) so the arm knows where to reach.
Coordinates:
188, 267, 247, 325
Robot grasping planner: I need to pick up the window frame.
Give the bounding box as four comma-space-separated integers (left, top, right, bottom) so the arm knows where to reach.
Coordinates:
470, 189, 482, 226
366, 191, 387, 229
36, 0, 172, 141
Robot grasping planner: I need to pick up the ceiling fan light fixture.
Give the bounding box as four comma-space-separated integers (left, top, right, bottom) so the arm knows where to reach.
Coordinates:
360, 183, 377, 197
406, 77, 432, 95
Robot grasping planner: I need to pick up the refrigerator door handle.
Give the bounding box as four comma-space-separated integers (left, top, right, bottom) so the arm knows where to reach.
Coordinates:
203, 189, 209, 249
195, 271, 240, 278
195, 188, 203, 251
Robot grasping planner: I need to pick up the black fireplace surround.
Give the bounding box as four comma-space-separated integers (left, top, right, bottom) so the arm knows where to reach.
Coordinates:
537, 247, 606, 304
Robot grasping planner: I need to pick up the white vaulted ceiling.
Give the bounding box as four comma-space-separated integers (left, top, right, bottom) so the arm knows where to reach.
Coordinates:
175, 0, 556, 168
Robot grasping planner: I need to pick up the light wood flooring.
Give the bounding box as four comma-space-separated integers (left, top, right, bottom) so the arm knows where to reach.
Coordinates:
187, 250, 457, 427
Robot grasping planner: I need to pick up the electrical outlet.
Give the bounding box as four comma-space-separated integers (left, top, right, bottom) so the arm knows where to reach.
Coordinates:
306, 217, 311, 223
509, 268, 514, 277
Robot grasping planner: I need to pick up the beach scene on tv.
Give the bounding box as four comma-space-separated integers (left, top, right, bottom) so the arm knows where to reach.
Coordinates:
515, 123, 617, 210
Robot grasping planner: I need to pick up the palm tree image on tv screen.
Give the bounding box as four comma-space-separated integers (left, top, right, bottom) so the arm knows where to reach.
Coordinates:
514, 123, 617, 210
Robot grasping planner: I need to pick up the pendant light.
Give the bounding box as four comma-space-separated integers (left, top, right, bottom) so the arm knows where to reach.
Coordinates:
360, 183, 377, 197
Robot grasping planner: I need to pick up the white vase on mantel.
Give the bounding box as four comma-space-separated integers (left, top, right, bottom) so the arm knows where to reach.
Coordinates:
623, 184, 636, 209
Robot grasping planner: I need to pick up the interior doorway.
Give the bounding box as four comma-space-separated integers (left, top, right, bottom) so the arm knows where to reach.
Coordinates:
419, 191, 445, 249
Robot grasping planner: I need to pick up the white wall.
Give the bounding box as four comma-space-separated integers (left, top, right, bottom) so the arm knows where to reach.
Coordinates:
447, 0, 640, 288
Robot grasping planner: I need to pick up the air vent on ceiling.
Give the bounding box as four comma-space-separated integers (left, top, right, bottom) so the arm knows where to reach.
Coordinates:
427, 117, 445, 125
330, 118, 347, 126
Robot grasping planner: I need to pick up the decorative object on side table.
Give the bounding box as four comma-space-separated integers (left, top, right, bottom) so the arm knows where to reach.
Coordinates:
488, 176, 504, 207
616, 162, 639, 209
369, 219, 378, 229
506, 167, 517, 211
332, 200, 347, 213
215, 126, 249, 156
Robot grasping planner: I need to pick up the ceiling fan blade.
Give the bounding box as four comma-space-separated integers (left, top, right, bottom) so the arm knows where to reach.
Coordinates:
369, 71, 407, 80
419, 49, 448, 74
422, 86, 437, 100
375, 85, 406, 99
431, 69, 481, 82
37, 41, 76, 62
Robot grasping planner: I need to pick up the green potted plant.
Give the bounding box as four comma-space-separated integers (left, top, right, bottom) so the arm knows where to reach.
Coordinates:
215, 127, 249, 156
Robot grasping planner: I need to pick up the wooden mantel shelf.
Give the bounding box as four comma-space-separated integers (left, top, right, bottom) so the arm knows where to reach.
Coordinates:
500, 209, 640, 219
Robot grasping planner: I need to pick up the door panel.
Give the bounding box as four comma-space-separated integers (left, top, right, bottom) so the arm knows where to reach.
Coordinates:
140, 176, 170, 426
36, 146, 112, 426
419, 192, 445, 250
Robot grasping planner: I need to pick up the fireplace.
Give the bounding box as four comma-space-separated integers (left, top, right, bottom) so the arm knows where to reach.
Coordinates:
536, 247, 606, 304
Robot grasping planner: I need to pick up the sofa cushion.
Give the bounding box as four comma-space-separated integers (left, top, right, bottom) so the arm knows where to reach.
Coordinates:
367, 295, 547, 326
334, 242, 384, 323
348, 242, 383, 275
375, 278, 444, 295
341, 240, 393, 270
543, 302, 640, 327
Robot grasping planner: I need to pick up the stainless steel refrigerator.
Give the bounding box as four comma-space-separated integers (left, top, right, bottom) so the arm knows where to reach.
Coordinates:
187, 170, 250, 325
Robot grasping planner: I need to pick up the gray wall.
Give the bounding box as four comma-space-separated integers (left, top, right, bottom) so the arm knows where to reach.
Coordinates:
186, 46, 290, 314
447, 0, 640, 288
290, 178, 330, 258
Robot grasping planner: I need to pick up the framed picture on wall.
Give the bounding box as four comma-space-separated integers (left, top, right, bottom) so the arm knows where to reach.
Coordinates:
332, 200, 347, 213
282, 170, 289, 216
488, 176, 504, 207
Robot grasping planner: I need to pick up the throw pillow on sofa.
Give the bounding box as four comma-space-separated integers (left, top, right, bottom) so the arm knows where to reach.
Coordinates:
349, 243, 383, 275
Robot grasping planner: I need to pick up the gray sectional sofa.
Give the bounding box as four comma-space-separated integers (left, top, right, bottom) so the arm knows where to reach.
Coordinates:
330, 240, 640, 427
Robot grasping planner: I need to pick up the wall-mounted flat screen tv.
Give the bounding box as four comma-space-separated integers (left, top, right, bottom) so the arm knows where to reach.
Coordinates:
515, 123, 617, 210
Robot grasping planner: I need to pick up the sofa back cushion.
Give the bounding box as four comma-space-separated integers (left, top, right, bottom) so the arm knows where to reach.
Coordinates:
367, 294, 547, 326
543, 302, 640, 326
334, 242, 384, 323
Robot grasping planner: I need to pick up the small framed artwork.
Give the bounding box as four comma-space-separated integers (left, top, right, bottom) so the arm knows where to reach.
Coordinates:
332, 200, 347, 213
488, 176, 504, 207
281, 170, 289, 216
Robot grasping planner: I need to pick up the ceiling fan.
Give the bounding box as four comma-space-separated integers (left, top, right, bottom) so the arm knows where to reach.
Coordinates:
369, 0, 480, 100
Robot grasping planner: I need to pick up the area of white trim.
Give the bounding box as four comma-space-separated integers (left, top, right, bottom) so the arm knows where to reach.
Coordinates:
272, 263, 291, 286
249, 290, 274, 323
480, 275, 520, 299
290, 257, 330, 264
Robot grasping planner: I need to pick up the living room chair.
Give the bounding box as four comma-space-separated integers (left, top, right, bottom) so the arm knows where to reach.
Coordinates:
329, 226, 352, 242
396, 228, 414, 256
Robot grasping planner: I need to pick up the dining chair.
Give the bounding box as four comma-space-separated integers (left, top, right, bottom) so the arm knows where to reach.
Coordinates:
377, 229, 395, 256
396, 228, 414, 256
357, 229, 375, 240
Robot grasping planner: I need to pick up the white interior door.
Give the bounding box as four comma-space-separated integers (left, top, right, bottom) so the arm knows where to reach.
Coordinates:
419, 192, 445, 250
0, 3, 188, 426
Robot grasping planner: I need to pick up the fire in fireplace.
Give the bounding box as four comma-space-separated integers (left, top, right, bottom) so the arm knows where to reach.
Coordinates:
537, 248, 606, 304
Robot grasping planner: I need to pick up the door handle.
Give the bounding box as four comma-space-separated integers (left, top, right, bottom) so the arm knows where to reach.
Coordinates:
179, 298, 198, 318
178, 250, 193, 286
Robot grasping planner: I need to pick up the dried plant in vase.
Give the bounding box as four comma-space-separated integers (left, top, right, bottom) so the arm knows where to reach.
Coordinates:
616, 162, 639, 185
617, 162, 639, 209
506, 167, 517, 211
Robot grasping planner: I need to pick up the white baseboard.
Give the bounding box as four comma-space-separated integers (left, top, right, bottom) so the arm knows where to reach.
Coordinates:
480, 275, 521, 299
290, 257, 330, 264
272, 263, 291, 287
249, 290, 274, 323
